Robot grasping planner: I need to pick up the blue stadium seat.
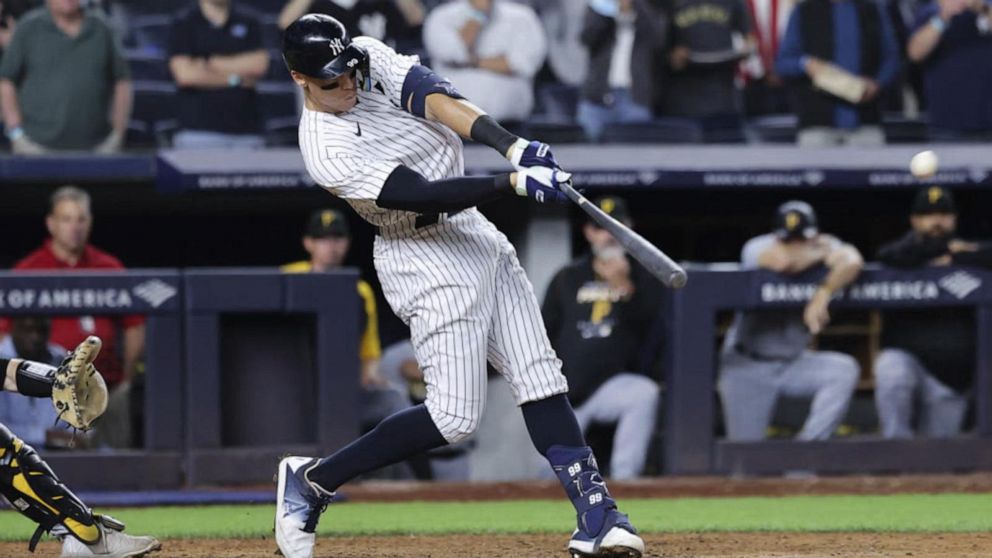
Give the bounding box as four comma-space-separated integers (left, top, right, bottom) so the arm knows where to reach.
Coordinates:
536, 83, 579, 121
700, 115, 748, 144
240, 0, 288, 16
256, 82, 299, 123
126, 51, 170, 81
124, 120, 156, 150
265, 116, 300, 147
266, 49, 292, 82
127, 15, 172, 56
748, 114, 798, 144
523, 118, 587, 144
883, 113, 929, 144
259, 15, 283, 50
131, 81, 178, 147
600, 119, 703, 144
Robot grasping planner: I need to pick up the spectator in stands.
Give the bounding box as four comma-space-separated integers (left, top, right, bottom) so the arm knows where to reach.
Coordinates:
662, 0, 753, 130
0, 317, 62, 448
740, 0, 794, 115
423, 0, 547, 122
542, 196, 662, 479
167, 0, 269, 149
718, 201, 862, 441
13, 186, 145, 448
0, 0, 132, 154
577, 0, 667, 142
874, 186, 992, 438
533, 0, 589, 91
906, 0, 992, 141
278, 0, 426, 52
282, 209, 409, 430
776, 0, 901, 146
0, 0, 41, 49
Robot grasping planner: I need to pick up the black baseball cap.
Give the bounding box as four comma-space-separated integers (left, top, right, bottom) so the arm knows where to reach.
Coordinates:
306, 209, 350, 238
590, 196, 632, 226
773, 200, 818, 240
912, 186, 956, 215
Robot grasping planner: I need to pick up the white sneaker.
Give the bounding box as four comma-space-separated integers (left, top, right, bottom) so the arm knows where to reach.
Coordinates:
60, 524, 161, 557
275, 456, 334, 558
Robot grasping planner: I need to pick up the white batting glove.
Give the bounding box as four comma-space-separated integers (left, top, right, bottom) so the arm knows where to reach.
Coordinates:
514, 166, 571, 204
507, 138, 561, 172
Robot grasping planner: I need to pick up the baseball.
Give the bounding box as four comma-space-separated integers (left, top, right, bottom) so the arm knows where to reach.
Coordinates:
910, 150, 939, 179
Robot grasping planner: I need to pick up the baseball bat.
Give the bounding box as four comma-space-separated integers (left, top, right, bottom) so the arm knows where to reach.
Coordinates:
560, 181, 688, 289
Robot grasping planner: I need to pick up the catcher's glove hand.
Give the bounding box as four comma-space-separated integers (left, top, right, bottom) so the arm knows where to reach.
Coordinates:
52, 336, 109, 431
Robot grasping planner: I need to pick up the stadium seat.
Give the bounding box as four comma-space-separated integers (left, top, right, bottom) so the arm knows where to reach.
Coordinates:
265, 116, 300, 147
259, 15, 283, 50
600, 119, 703, 144
882, 113, 929, 144
256, 82, 300, 123
266, 49, 292, 82
131, 81, 178, 147
124, 120, 156, 151
127, 15, 172, 56
240, 0, 288, 15
536, 83, 580, 121
699, 114, 749, 144
748, 114, 798, 144
126, 51, 171, 81
523, 118, 587, 144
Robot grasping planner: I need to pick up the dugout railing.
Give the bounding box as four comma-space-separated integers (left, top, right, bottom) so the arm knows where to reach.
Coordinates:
0, 270, 360, 489
0, 271, 184, 489
664, 265, 992, 475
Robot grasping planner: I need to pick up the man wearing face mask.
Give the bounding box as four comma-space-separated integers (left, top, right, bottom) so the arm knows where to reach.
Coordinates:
542, 196, 662, 479
874, 186, 992, 438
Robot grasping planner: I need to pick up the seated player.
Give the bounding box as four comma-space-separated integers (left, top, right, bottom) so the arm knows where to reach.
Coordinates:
1, 336, 160, 557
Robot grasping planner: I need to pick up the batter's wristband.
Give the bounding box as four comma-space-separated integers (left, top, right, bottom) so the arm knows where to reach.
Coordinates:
470, 115, 518, 157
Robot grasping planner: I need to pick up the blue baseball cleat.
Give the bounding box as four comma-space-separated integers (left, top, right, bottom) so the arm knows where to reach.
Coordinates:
275, 456, 334, 558
567, 508, 644, 557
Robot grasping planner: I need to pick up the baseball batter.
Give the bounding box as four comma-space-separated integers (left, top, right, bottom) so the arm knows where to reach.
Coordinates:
0, 338, 160, 557
275, 14, 644, 558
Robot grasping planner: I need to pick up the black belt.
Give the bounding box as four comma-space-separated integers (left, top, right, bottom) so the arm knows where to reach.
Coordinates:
733, 343, 787, 362
377, 209, 462, 236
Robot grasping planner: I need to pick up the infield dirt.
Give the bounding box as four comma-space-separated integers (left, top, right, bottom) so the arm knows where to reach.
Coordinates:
8, 532, 992, 557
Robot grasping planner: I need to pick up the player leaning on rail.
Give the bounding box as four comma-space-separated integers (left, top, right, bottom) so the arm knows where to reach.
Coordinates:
0, 336, 160, 557
274, 13, 644, 558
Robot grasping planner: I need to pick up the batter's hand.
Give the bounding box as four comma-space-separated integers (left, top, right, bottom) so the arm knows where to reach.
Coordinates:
513, 166, 570, 204
508, 138, 560, 171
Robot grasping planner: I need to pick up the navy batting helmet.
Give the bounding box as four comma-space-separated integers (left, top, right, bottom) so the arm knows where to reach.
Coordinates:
282, 14, 369, 80
774, 200, 818, 240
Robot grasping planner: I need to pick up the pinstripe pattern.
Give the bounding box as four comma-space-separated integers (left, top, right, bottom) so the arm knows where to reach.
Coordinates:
299, 39, 567, 444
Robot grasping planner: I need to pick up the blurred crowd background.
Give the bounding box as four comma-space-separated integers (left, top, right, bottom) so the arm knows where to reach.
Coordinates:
0, 0, 990, 153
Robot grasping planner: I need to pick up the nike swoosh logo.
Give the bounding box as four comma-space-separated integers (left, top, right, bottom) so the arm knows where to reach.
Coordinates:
355, 122, 362, 137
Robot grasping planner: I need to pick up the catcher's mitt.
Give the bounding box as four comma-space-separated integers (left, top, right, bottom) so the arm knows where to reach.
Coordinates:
52, 336, 109, 431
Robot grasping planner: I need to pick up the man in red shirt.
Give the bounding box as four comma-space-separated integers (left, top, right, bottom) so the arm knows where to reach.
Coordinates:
13, 186, 145, 447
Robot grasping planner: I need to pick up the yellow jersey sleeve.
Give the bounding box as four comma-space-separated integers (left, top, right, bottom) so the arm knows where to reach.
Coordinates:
281, 261, 313, 273
357, 280, 382, 361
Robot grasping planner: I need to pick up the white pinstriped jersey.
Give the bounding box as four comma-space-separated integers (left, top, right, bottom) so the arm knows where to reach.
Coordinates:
296, 36, 569, 443
298, 36, 465, 235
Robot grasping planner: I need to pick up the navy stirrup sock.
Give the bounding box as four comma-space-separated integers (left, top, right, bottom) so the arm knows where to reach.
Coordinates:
520, 393, 585, 454
305, 405, 447, 493
521, 394, 615, 535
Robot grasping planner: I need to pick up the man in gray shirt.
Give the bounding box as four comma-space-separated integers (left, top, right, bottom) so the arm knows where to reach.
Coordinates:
718, 201, 863, 441
0, 0, 131, 154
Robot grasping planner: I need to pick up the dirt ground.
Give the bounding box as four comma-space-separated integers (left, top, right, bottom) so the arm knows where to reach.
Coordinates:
8, 532, 992, 558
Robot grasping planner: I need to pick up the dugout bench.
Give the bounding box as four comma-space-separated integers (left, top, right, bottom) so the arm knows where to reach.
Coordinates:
664, 265, 992, 475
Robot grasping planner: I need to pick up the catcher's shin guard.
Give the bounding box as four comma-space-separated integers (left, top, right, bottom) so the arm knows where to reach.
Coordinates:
0, 423, 100, 551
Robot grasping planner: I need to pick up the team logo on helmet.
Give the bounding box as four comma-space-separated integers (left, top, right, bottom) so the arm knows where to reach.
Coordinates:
328, 37, 345, 56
